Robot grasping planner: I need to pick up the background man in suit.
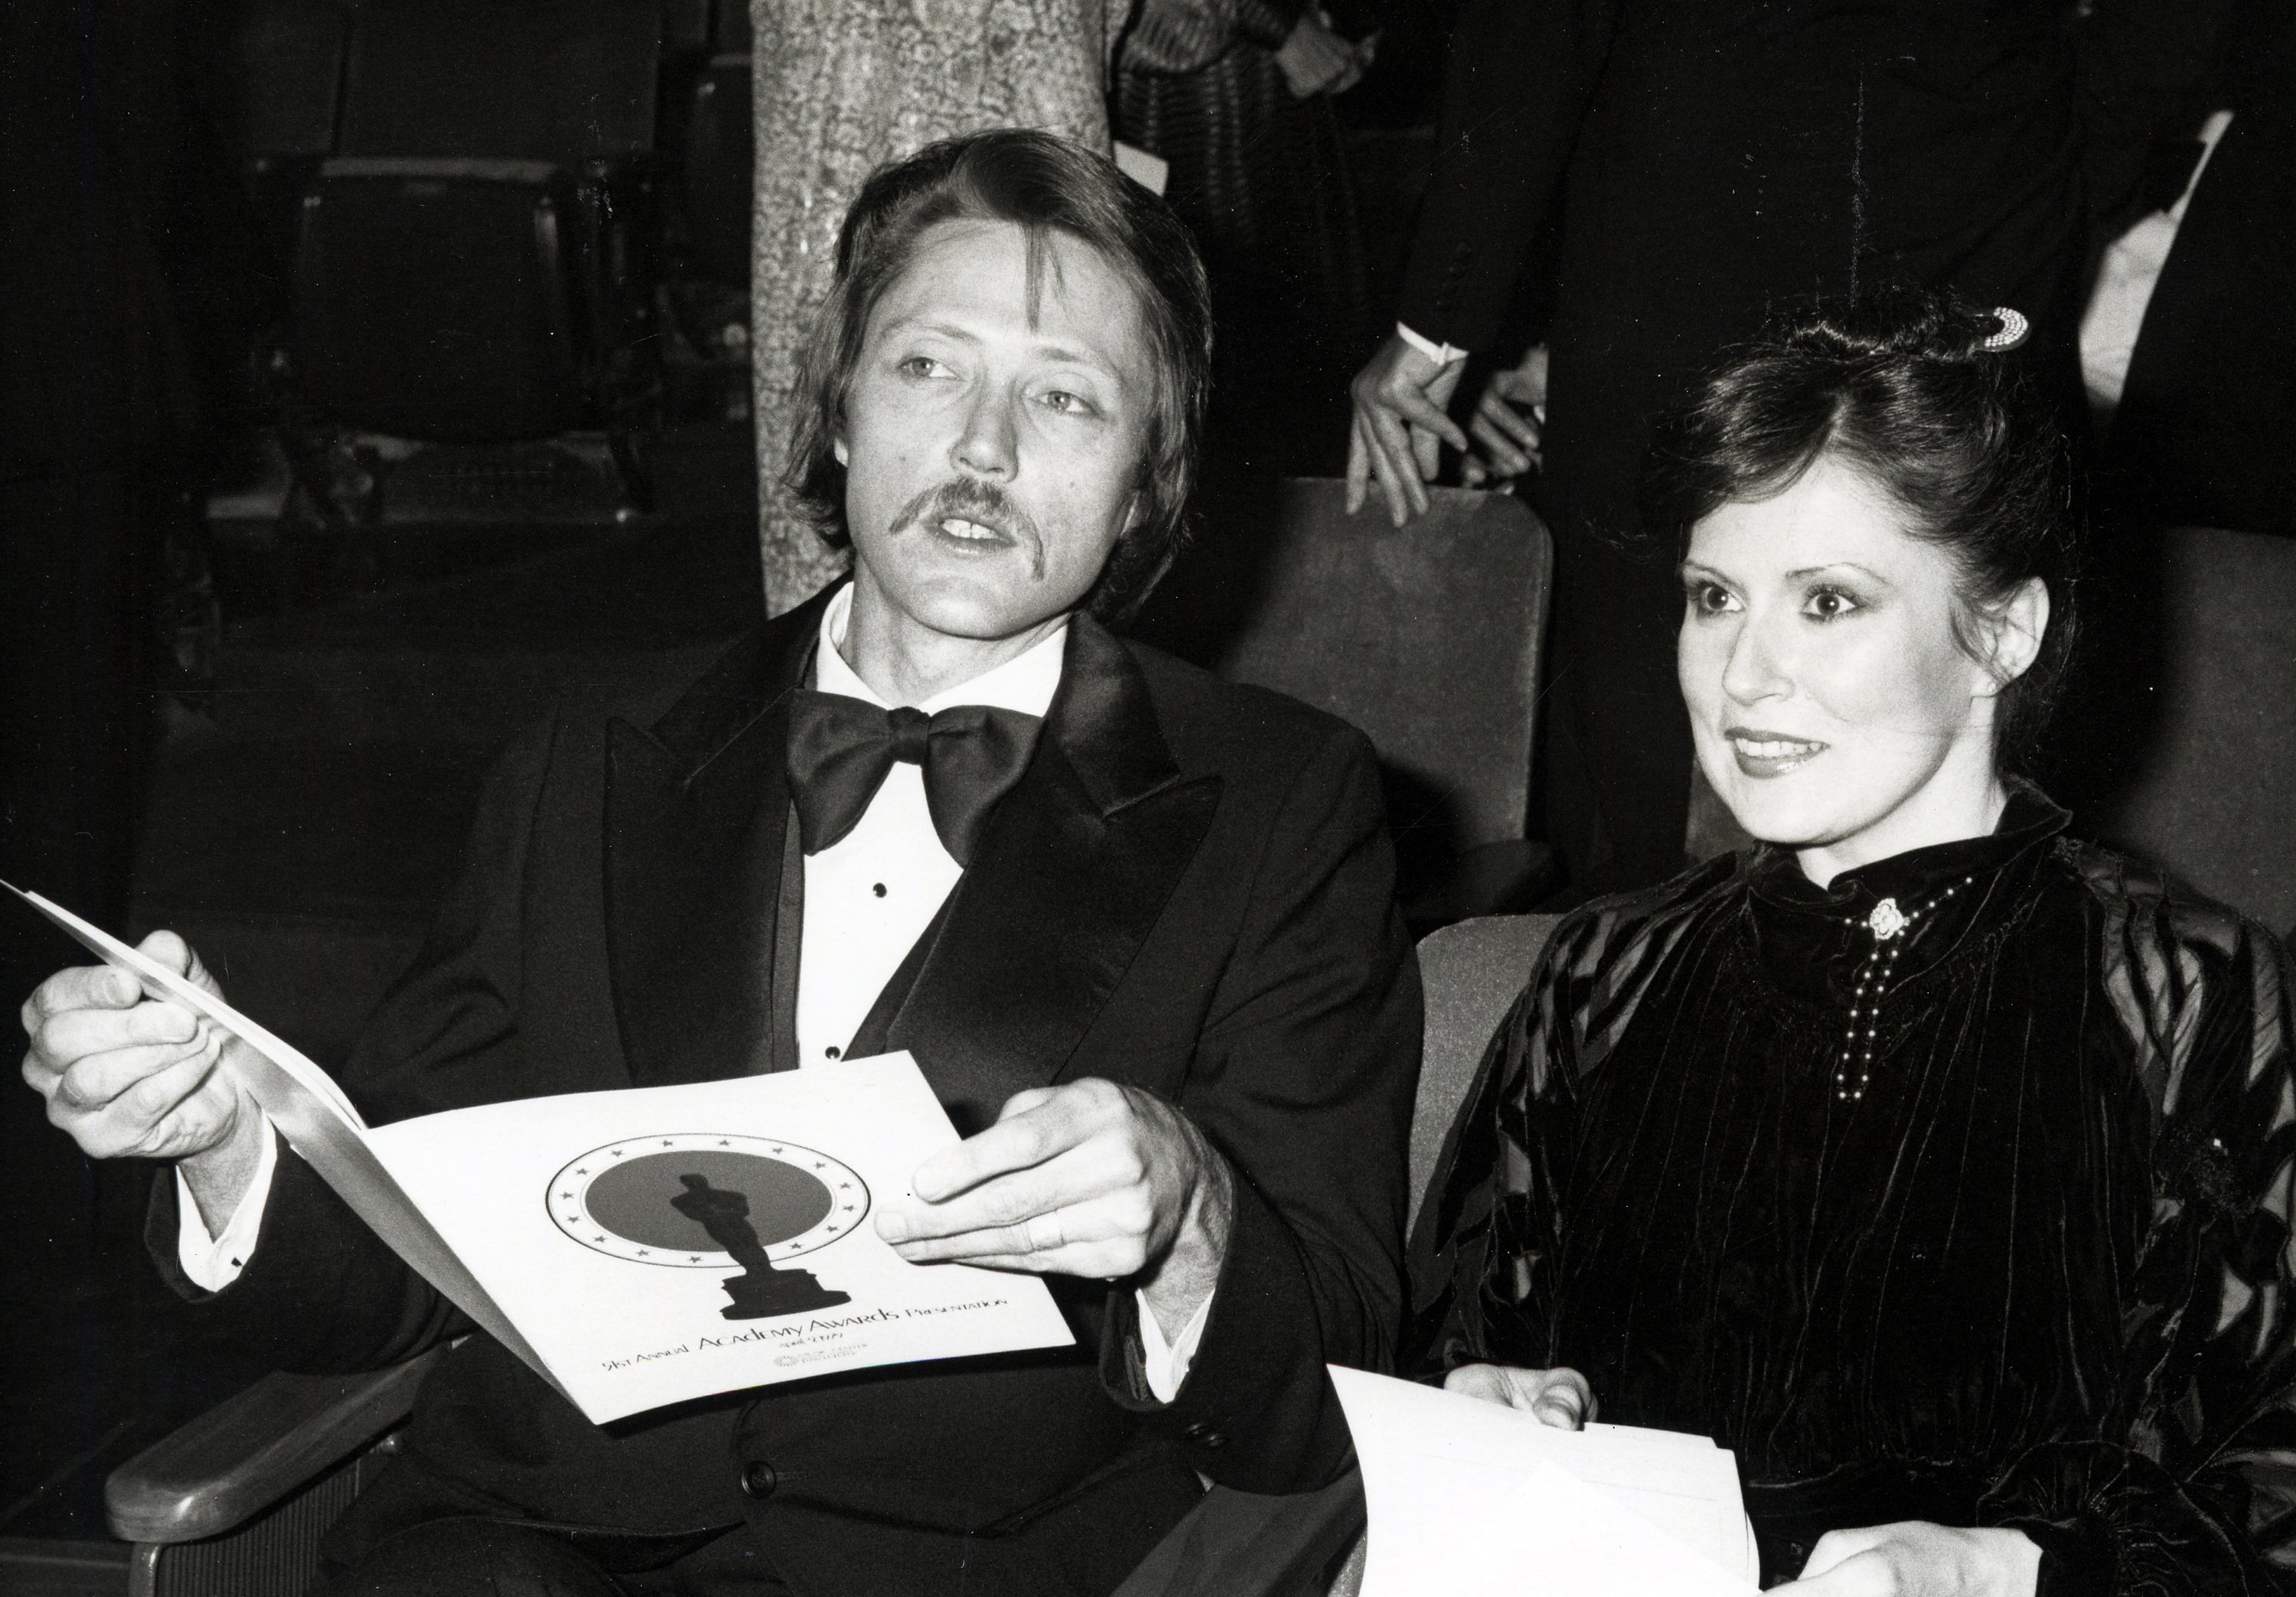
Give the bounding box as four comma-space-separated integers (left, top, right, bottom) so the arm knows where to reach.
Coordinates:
20, 130, 1420, 1597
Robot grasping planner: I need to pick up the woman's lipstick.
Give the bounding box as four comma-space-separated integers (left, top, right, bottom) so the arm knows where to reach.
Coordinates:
1724, 725, 1826, 777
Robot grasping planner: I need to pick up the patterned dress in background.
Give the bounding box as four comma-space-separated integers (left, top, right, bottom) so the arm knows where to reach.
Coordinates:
749, 0, 1127, 615
1114, 0, 1375, 477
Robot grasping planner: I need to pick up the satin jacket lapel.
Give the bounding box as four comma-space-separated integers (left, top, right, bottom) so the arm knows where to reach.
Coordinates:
602, 590, 830, 1087
878, 616, 1221, 1131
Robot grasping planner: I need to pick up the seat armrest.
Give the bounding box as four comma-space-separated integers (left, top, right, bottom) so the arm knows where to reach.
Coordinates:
106, 1348, 446, 1545
1110, 1471, 1366, 1597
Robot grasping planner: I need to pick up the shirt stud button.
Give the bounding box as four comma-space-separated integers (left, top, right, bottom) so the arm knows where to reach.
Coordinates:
824, 1045, 841, 1060
872, 883, 887, 898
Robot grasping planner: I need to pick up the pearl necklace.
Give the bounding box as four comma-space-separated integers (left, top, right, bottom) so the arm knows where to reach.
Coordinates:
1834, 874, 1976, 1101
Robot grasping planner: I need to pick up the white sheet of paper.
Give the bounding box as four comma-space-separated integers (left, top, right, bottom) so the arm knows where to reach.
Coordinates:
370, 1054, 1077, 1422
1329, 1366, 1761, 1595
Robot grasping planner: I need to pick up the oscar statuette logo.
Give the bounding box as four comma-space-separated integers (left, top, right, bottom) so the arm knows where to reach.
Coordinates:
550, 1135, 866, 1318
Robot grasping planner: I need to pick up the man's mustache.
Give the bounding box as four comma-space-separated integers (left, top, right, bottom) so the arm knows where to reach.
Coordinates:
891, 479, 1041, 550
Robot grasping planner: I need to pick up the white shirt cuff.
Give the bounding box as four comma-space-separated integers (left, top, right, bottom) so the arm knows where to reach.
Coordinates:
174, 1119, 279, 1292
1396, 321, 1469, 368
1135, 1286, 1215, 1403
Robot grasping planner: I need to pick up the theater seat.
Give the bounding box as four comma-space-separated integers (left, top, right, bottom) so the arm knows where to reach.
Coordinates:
205, 0, 351, 263
2082, 525, 2296, 934
1143, 479, 1557, 930
292, 161, 588, 443
106, 918, 1562, 1597
279, 0, 664, 514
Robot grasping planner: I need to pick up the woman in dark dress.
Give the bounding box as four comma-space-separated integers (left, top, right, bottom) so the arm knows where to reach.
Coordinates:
1410, 296, 2296, 1592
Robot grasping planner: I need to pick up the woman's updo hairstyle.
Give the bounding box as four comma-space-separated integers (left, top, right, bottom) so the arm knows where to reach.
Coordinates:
1642, 289, 2079, 774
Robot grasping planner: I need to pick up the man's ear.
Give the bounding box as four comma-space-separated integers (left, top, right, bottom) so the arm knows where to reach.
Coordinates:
833, 435, 849, 468
1972, 576, 2050, 696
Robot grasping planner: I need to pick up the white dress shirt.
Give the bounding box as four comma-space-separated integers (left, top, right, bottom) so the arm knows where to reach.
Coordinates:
180, 583, 1212, 1399
794, 584, 1066, 1067
1395, 320, 1469, 370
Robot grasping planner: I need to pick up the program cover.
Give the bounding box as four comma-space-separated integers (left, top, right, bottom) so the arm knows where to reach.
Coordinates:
11, 883, 1077, 1423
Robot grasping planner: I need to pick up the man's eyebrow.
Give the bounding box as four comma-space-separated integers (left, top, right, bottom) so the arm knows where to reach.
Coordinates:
1029, 342, 1117, 373
876, 319, 1123, 379
881, 318, 982, 344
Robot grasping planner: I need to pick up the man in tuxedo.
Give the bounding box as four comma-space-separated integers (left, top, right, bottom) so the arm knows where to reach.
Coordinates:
20, 130, 1419, 1595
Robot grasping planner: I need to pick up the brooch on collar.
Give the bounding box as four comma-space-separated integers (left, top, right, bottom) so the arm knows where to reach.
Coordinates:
1867, 898, 1910, 940
1835, 877, 1976, 1100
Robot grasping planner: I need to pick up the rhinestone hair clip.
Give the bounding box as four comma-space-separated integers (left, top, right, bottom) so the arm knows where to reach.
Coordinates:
1981, 307, 2030, 353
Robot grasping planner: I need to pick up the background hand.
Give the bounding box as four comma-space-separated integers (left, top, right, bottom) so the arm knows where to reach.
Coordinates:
1443, 1362, 1595, 1429
1461, 343, 1550, 487
1769, 1522, 2041, 1597
19, 930, 266, 1228
875, 1077, 1236, 1335
1347, 333, 1469, 525
1275, 13, 1369, 99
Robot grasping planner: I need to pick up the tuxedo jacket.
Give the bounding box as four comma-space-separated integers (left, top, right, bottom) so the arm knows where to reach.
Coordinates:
152, 590, 1421, 1597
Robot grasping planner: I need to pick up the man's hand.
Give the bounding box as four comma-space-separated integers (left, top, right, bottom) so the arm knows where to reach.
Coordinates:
1769, 1523, 2041, 1597
1461, 343, 1549, 487
1347, 333, 1469, 526
20, 931, 267, 1231
875, 1077, 1236, 1338
1275, 13, 1370, 99
1443, 1362, 1595, 1429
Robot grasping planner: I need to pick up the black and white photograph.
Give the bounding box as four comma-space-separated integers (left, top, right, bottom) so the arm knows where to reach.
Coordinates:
2, 0, 2291, 1592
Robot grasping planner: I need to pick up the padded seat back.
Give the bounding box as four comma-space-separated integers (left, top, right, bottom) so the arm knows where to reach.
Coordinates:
680, 55, 755, 285
292, 159, 584, 442
2086, 525, 2296, 933
1410, 914, 1558, 1228
338, 0, 660, 166
1208, 479, 1551, 852
207, 0, 349, 167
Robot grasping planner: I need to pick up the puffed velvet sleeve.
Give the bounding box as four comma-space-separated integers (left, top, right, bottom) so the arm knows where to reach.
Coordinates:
1978, 883, 2296, 1594
1406, 877, 1716, 1374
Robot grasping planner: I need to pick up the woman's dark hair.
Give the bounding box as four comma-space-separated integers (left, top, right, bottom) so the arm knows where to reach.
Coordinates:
1642, 290, 2080, 774
785, 129, 1215, 622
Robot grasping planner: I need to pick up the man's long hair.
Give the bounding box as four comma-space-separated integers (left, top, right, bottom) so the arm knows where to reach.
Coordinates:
785, 129, 1215, 623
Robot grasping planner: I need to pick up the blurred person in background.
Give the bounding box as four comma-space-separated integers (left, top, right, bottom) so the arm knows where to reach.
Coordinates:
1114, 2, 1380, 477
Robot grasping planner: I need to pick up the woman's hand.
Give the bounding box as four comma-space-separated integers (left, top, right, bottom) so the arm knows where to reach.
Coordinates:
1769, 1523, 2040, 1596
1461, 344, 1548, 487
1442, 1362, 1594, 1429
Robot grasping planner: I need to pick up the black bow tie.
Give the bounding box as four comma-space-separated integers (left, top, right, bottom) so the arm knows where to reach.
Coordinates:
785, 689, 1042, 866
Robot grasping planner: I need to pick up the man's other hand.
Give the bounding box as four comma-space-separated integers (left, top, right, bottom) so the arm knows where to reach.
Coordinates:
876, 1077, 1236, 1338
1443, 1362, 1595, 1429
1347, 332, 1469, 526
20, 931, 267, 1230
1461, 343, 1549, 487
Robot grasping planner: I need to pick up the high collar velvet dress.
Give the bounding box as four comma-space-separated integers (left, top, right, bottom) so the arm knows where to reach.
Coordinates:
1411, 791, 2296, 1592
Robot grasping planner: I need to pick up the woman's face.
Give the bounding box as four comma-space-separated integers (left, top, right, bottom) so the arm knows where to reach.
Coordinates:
1678, 455, 2026, 882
